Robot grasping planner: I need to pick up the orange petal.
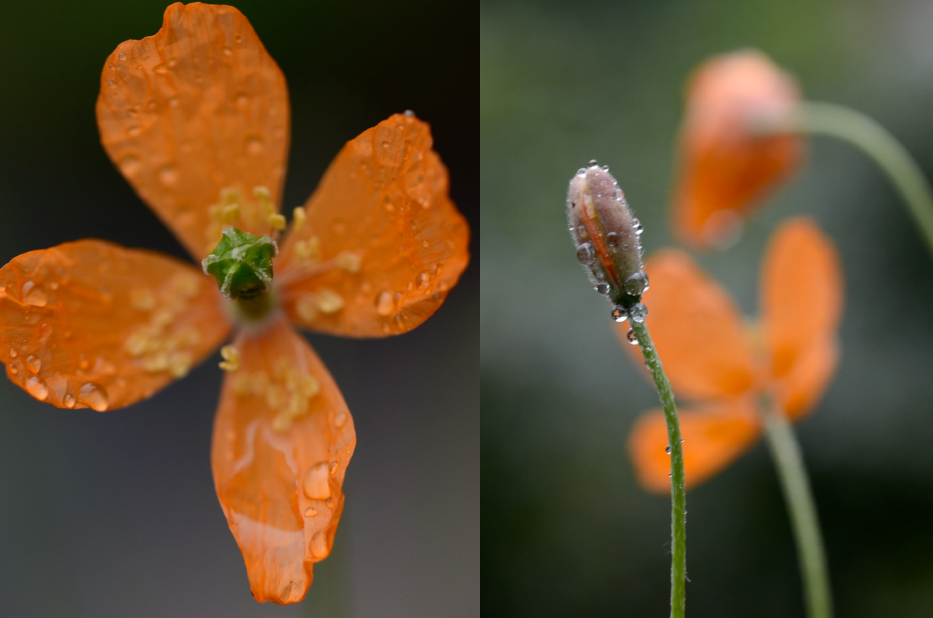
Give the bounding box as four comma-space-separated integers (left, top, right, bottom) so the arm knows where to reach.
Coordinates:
97, 3, 290, 259
211, 317, 355, 604
628, 398, 761, 493
622, 250, 759, 400
0, 240, 231, 411
773, 337, 839, 420
277, 114, 470, 337
673, 50, 803, 249
761, 218, 843, 417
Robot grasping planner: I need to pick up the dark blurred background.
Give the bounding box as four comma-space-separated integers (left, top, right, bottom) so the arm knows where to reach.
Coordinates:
482, 0, 933, 616
0, 1, 477, 617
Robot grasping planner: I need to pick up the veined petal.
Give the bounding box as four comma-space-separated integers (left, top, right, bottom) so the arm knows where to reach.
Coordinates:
0, 240, 231, 410
211, 317, 355, 604
97, 3, 290, 259
760, 218, 843, 417
673, 50, 803, 249
628, 399, 761, 493
623, 250, 759, 400
277, 114, 470, 337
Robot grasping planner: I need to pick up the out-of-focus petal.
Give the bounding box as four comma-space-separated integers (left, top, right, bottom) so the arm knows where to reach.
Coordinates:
673, 50, 803, 249
628, 399, 761, 493
760, 218, 843, 415
0, 240, 231, 410
211, 317, 355, 604
277, 114, 469, 337
622, 250, 759, 400
772, 337, 839, 420
97, 2, 289, 259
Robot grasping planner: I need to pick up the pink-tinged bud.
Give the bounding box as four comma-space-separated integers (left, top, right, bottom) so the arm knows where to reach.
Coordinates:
567, 162, 649, 314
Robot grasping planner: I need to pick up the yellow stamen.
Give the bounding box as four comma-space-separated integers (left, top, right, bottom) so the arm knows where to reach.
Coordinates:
335, 251, 361, 273
219, 345, 240, 372
268, 212, 286, 231
296, 296, 318, 324
130, 288, 157, 311
292, 207, 306, 232
315, 289, 344, 314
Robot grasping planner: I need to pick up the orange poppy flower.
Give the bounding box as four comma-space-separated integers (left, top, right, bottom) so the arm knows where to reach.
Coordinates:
0, 2, 468, 604
673, 50, 804, 249
625, 218, 841, 492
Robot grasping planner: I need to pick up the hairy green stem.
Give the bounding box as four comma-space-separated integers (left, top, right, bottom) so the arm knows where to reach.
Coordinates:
770, 101, 933, 262
761, 400, 832, 618
629, 319, 686, 618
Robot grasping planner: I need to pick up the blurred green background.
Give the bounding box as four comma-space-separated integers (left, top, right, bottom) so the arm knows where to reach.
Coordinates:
0, 1, 477, 617
482, 0, 933, 616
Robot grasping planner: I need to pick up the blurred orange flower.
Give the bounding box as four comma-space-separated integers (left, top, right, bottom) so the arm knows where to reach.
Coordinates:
673, 50, 803, 249
625, 218, 841, 492
0, 2, 468, 604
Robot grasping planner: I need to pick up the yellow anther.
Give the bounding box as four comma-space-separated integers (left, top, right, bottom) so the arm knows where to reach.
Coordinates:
268, 212, 286, 231
272, 413, 291, 433
130, 289, 157, 311
301, 375, 320, 398
171, 273, 201, 299
125, 331, 150, 357
292, 207, 306, 232
221, 187, 242, 205
222, 203, 241, 223
315, 289, 344, 314
253, 186, 271, 201
151, 309, 174, 329
144, 352, 169, 373
294, 237, 322, 264
296, 296, 318, 324
266, 384, 285, 409
336, 251, 361, 273
168, 351, 193, 378
219, 345, 241, 372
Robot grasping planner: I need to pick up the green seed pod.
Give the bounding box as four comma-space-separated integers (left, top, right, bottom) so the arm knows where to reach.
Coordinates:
202, 226, 279, 301
567, 162, 648, 310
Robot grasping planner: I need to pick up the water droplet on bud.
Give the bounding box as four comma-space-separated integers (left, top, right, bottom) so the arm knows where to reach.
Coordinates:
633, 218, 644, 235
624, 271, 649, 297
594, 282, 610, 295
576, 243, 595, 265
611, 306, 628, 322
629, 302, 648, 323
588, 159, 598, 167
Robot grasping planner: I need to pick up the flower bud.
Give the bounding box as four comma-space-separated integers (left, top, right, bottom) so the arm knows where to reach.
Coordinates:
202, 226, 278, 301
673, 49, 802, 249
567, 162, 648, 309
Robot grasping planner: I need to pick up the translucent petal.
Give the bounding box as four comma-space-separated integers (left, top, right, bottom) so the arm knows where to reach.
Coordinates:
628, 399, 761, 493
277, 114, 470, 337
0, 240, 231, 410
623, 250, 759, 400
760, 217, 843, 405
211, 317, 355, 604
96, 3, 289, 259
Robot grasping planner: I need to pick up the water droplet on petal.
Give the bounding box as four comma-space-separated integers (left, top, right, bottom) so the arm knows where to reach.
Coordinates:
119, 155, 141, 175
22, 281, 48, 306
334, 411, 348, 428
222, 46, 233, 57
626, 329, 638, 345
302, 462, 330, 499
611, 306, 628, 322
304, 507, 318, 517
629, 302, 648, 323
9, 366, 17, 375
77, 382, 109, 412
309, 531, 328, 559
9, 348, 17, 358
328, 461, 339, 475
415, 272, 431, 290
63, 394, 76, 408
576, 243, 595, 265
375, 290, 395, 316
246, 136, 264, 154
117, 52, 126, 61
158, 166, 178, 186
126, 125, 142, 137
325, 496, 334, 508
25, 377, 49, 401
25, 355, 41, 374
